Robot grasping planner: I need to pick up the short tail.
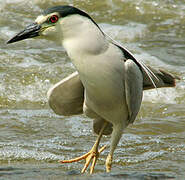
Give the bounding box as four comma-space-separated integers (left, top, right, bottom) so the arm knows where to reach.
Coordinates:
142, 66, 180, 90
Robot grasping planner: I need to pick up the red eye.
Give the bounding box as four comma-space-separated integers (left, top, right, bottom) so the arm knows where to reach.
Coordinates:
49, 15, 59, 23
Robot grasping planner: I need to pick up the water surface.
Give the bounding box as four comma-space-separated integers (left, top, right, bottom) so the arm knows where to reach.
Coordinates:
0, 0, 184, 179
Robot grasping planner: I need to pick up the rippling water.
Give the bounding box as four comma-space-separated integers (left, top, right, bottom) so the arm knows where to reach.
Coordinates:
0, 0, 185, 179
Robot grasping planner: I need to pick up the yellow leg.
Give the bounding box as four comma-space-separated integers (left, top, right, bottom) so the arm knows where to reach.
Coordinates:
105, 123, 124, 173
105, 154, 112, 172
59, 122, 108, 174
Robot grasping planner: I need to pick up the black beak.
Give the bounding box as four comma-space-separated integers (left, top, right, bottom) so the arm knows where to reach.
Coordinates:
7, 23, 41, 44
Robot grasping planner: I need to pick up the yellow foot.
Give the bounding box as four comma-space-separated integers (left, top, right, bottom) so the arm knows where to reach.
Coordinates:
59, 145, 106, 174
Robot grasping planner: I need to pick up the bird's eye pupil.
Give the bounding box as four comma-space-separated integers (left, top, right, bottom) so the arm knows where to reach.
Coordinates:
49, 15, 59, 23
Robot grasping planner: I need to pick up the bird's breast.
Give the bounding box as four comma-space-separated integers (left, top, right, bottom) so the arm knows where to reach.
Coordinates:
68, 44, 129, 121
76, 54, 126, 109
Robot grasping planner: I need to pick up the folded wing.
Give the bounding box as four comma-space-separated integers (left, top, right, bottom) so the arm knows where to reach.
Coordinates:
47, 66, 179, 116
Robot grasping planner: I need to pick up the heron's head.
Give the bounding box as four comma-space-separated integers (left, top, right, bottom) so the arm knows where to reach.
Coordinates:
7, 5, 100, 44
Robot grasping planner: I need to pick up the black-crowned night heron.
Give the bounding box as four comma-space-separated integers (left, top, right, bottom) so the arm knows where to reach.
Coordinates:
7, 5, 179, 174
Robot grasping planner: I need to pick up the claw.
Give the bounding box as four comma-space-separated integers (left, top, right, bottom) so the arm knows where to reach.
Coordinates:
59, 122, 108, 174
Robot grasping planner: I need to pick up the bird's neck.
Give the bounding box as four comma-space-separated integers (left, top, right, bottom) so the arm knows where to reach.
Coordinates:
60, 16, 109, 60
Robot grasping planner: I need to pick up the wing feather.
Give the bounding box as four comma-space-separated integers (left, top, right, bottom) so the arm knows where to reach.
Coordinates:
47, 71, 84, 115
47, 67, 178, 117
124, 59, 143, 124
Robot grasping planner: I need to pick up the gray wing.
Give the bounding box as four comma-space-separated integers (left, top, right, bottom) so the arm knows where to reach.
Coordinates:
124, 59, 143, 124
47, 66, 179, 117
47, 71, 84, 116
